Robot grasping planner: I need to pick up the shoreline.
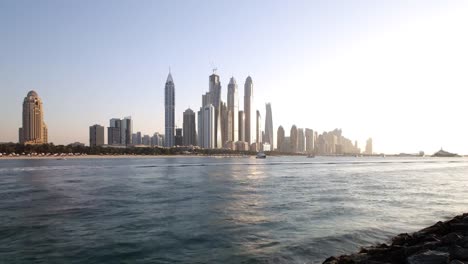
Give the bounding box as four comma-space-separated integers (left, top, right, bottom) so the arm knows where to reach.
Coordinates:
323, 213, 468, 263
0, 154, 254, 160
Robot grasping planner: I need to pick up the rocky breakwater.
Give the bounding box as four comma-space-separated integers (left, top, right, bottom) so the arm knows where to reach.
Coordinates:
324, 213, 468, 264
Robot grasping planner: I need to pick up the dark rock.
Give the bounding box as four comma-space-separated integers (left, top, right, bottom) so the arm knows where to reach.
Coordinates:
451, 224, 468, 232
450, 260, 468, 264
450, 245, 468, 261
440, 233, 463, 245
407, 250, 449, 264
393, 233, 413, 246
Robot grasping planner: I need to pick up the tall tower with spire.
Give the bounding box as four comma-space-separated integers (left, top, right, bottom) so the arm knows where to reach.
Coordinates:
165, 71, 175, 147
244, 76, 254, 144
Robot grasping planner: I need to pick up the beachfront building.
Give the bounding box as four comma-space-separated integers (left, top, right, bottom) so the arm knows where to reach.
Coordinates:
19, 90, 48, 144
89, 124, 105, 147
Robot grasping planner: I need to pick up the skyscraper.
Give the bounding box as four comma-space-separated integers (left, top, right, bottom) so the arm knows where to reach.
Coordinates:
238, 110, 245, 142
108, 118, 121, 145
183, 108, 197, 146
209, 73, 222, 148
175, 129, 183, 146
227, 77, 239, 143
305, 128, 315, 154
121, 117, 132, 145
19, 90, 48, 144
198, 104, 215, 149
165, 72, 175, 147
244, 76, 254, 144
89, 124, 105, 147
297, 128, 305, 153
365, 138, 373, 155
277, 126, 285, 152
256, 110, 262, 144
290, 125, 298, 153
264, 103, 273, 149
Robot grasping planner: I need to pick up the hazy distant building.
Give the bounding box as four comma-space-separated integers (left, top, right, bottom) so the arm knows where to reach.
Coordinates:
264, 103, 273, 149
305, 128, 314, 154
165, 72, 175, 147
142, 135, 151, 146
151, 132, 164, 147
183, 108, 197, 146
290, 125, 298, 153
277, 126, 285, 152
238, 110, 245, 142
244, 76, 254, 144
19, 90, 48, 144
175, 128, 183, 146
365, 138, 373, 155
227, 77, 239, 143
297, 128, 305, 153
89, 124, 105, 147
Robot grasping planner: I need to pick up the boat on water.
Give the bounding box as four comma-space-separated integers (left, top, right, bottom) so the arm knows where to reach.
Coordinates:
256, 152, 266, 159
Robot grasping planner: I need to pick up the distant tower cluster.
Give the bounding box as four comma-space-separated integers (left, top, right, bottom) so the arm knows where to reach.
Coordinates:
19, 90, 48, 144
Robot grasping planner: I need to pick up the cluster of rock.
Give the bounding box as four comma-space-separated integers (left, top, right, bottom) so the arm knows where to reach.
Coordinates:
323, 213, 468, 264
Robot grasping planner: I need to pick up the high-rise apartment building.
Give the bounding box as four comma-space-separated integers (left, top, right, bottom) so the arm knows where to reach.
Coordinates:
365, 138, 373, 155
227, 77, 239, 143
183, 108, 197, 146
244, 76, 254, 144
264, 103, 273, 149
89, 124, 105, 147
198, 104, 215, 149
290, 125, 298, 153
121, 117, 132, 145
108, 118, 121, 145
277, 126, 285, 152
238, 110, 245, 142
107, 117, 132, 145
165, 72, 175, 147
305, 128, 315, 154
19, 91, 48, 144
297, 128, 305, 153
175, 128, 183, 146
256, 110, 262, 144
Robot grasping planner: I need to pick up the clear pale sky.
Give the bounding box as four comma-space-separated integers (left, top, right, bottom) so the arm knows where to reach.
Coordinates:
1, 0, 467, 154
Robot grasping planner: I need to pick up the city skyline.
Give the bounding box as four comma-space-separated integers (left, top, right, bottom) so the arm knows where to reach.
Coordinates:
1, 1, 468, 154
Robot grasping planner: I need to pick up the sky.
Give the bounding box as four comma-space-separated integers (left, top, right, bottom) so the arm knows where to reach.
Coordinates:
1, 0, 468, 154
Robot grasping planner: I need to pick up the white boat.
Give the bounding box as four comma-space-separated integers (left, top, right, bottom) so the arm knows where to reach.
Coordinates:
256, 152, 266, 159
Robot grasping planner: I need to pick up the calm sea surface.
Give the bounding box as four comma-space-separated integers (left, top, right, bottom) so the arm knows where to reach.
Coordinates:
0, 156, 467, 263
